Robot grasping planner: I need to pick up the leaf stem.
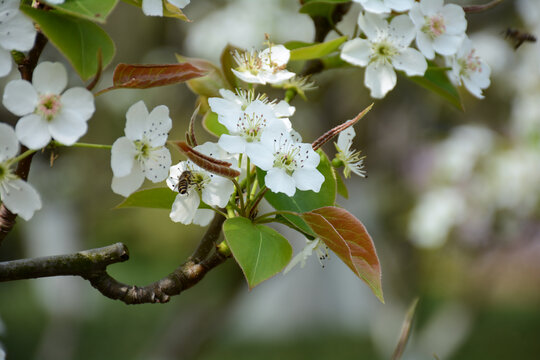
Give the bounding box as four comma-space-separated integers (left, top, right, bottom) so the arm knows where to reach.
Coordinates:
52, 140, 112, 149
231, 179, 245, 216
10, 148, 37, 164
253, 209, 298, 223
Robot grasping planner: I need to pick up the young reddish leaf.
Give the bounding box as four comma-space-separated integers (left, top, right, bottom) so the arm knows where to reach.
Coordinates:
174, 141, 240, 178
97, 63, 207, 94
301, 206, 384, 303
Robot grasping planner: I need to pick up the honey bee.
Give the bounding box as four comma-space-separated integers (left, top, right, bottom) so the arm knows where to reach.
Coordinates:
175, 170, 193, 194
504, 28, 536, 49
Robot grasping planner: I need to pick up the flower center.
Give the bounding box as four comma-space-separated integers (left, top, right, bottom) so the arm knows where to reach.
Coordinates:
271, 134, 308, 175
371, 40, 398, 65
134, 139, 151, 160
234, 50, 263, 75
0, 162, 17, 186
458, 49, 482, 77
36, 94, 62, 121
237, 112, 268, 142
422, 14, 446, 38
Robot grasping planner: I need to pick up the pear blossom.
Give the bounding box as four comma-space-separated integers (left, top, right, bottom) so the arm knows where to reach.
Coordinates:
341, 13, 427, 99
0, 123, 41, 220
2, 62, 95, 149
232, 45, 295, 85
446, 38, 491, 99
249, 127, 324, 196
334, 127, 366, 178
167, 142, 234, 226
409, 0, 467, 60
0, 0, 36, 77
111, 101, 172, 197
353, 0, 413, 14
209, 96, 292, 159
142, 0, 190, 17
283, 238, 329, 274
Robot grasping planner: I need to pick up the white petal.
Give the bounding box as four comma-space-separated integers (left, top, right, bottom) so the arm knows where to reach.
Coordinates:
146, 105, 172, 147
442, 4, 467, 34
340, 38, 371, 67
389, 15, 415, 47
463, 76, 484, 99
0, 123, 19, 161
48, 111, 88, 145
125, 100, 149, 141
111, 137, 136, 177
266, 168, 296, 196
0, 178, 41, 221
15, 114, 51, 149
261, 45, 290, 67
111, 164, 145, 197
293, 168, 325, 192
193, 209, 214, 226
170, 191, 200, 224
469, 61, 491, 89
433, 34, 463, 56
142, 0, 163, 16
299, 143, 320, 169
416, 32, 436, 60
231, 69, 265, 84
168, 0, 190, 9
273, 100, 295, 117
393, 48, 427, 76
386, 0, 413, 12
365, 62, 397, 99
32, 62, 67, 95
2, 80, 38, 116
337, 127, 355, 153
142, 147, 171, 182
218, 134, 247, 154
209, 97, 241, 122
358, 0, 390, 14
409, 5, 424, 27
246, 142, 274, 171
0, 12, 36, 52
359, 12, 388, 39
420, 0, 444, 15
0, 47, 12, 77
61, 87, 95, 122
202, 176, 234, 207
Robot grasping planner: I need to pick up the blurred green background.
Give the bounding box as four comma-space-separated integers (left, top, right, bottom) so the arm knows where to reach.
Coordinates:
1, 0, 540, 359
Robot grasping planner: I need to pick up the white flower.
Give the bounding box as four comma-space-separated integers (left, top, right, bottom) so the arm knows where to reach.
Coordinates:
446, 38, 491, 99
232, 44, 296, 85
249, 128, 324, 196
43, 0, 66, 4
111, 101, 172, 197
283, 238, 329, 274
142, 0, 190, 17
334, 127, 366, 178
353, 0, 413, 14
167, 142, 234, 226
209, 96, 292, 159
0, 123, 41, 220
409, 0, 467, 60
341, 13, 427, 99
0, 0, 36, 77
2, 62, 95, 149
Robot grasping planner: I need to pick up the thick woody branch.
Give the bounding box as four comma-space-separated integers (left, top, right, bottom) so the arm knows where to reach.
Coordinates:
0, 215, 228, 305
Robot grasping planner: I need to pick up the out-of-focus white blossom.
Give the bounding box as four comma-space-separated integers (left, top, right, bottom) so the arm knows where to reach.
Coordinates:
283, 238, 329, 274
142, 0, 190, 17
0, 0, 36, 77
352, 0, 413, 14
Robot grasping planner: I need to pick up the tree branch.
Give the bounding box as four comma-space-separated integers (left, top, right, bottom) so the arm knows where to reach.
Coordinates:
0, 214, 229, 304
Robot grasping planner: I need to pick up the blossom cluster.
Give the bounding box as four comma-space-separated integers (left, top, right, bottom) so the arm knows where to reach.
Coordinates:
342, 0, 490, 99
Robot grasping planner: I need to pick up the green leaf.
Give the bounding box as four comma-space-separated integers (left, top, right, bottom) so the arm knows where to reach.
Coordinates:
49, 0, 119, 23
223, 217, 292, 288
288, 36, 347, 61
335, 169, 349, 199
116, 188, 176, 209
299, 0, 351, 19
257, 150, 336, 237
408, 65, 464, 111
21, 6, 115, 81
202, 111, 228, 137
301, 206, 384, 303
220, 44, 241, 89
175, 55, 228, 98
